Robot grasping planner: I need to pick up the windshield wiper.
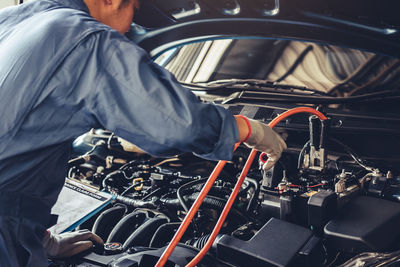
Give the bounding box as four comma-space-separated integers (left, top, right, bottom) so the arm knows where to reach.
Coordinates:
181, 79, 400, 104
181, 79, 329, 96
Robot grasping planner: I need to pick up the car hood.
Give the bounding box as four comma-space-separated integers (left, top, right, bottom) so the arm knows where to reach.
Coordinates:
132, 0, 400, 58
131, 0, 400, 123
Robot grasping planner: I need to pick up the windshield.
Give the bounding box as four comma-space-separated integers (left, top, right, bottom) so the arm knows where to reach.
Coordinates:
155, 39, 400, 97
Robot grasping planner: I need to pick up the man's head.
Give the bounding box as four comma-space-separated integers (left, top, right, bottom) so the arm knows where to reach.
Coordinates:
84, 0, 140, 34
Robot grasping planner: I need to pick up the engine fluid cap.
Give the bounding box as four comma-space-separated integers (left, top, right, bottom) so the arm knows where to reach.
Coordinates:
104, 242, 123, 255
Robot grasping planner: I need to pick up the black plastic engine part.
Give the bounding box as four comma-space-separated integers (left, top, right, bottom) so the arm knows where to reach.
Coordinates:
279, 195, 294, 221
73, 251, 124, 266
106, 210, 169, 250
108, 244, 228, 267
149, 223, 182, 248
307, 190, 337, 233
122, 216, 168, 249
107, 211, 147, 244
366, 175, 400, 203
92, 204, 127, 241
261, 193, 309, 226
367, 175, 388, 197
298, 236, 325, 267
324, 196, 400, 252
216, 218, 323, 267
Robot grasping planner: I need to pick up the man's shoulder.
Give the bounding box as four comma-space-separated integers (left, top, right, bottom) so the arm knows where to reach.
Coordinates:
38, 8, 108, 35
11, 1, 108, 38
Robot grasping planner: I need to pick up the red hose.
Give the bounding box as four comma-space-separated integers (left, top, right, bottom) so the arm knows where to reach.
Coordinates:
156, 107, 327, 267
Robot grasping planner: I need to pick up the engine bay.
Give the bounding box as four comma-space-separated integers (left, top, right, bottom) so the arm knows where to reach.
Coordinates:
55, 106, 400, 267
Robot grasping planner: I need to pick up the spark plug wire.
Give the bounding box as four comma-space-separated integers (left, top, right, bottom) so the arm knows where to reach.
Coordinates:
156, 107, 327, 267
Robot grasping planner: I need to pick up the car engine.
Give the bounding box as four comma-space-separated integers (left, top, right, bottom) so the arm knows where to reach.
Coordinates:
55, 106, 400, 267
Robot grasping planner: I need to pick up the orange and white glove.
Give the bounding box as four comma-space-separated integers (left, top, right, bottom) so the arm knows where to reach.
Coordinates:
242, 117, 287, 170
43, 229, 103, 258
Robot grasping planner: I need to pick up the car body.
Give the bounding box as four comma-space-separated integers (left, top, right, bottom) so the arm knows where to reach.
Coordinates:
61, 1, 400, 266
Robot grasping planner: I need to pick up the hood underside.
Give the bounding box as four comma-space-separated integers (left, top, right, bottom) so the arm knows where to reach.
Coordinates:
132, 0, 400, 58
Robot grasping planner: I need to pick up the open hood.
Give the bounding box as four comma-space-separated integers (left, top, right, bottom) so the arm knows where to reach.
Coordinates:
130, 0, 400, 120
132, 0, 400, 58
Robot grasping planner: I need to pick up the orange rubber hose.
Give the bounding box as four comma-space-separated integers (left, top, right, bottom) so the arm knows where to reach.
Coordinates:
155, 143, 240, 267
157, 107, 327, 267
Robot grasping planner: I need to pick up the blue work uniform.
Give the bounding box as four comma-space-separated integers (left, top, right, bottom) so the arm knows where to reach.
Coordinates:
0, 0, 239, 265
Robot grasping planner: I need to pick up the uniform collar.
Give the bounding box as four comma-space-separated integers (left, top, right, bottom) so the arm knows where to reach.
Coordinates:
51, 0, 89, 14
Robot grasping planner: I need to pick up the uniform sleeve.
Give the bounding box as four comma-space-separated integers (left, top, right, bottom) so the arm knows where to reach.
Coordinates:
88, 31, 239, 160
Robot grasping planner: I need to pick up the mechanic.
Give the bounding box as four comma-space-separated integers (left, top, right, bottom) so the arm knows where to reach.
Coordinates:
0, 0, 286, 266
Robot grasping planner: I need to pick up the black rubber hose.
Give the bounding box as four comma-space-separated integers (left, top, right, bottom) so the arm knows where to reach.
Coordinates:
102, 170, 123, 190
162, 194, 248, 223
177, 178, 209, 212
161, 194, 226, 210
177, 178, 254, 215
162, 194, 245, 216
142, 188, 162, 201
245, 178, 260, 213
115, 195, 157, 209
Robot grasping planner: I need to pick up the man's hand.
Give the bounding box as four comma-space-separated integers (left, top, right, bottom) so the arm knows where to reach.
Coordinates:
43, 229, 104, 258
235, 115, 286, 170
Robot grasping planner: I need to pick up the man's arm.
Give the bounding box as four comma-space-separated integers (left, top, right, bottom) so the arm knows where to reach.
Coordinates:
85, 31, 239, 160
87, 31, 285, 165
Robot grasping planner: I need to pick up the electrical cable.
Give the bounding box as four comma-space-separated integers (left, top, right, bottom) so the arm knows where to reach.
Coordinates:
120, 180, 145, 196
102, 170, 122, 191
307, 183, 324, 188
107, 133, 115, 150
297, 140, 310, 169
154, 157, 180, 167
177, 178, 209, 212
141, 188, 162, 201
330, 138, 374, 172
155, 107, 327, 267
